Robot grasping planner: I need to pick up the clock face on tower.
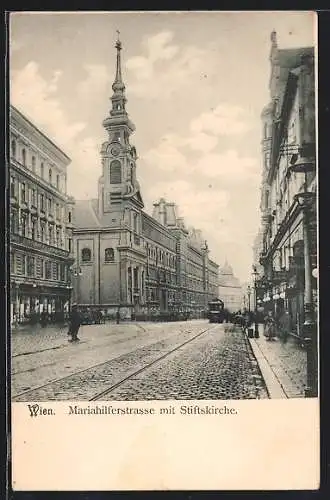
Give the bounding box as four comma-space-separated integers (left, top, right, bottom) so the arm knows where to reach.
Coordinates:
110, 144, 121, 157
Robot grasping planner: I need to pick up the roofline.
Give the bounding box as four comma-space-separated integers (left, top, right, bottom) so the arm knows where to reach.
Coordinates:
10, 104, 71, 163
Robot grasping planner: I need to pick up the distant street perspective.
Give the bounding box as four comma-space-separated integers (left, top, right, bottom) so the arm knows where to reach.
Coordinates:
9, 13, 317, 402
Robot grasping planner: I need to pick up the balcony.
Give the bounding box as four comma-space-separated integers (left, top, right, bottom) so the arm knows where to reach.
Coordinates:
11, 232, 70, 259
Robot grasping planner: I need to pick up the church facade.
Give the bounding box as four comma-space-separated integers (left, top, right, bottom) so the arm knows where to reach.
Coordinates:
218, 262, 242, 313
72, 38, 219, 318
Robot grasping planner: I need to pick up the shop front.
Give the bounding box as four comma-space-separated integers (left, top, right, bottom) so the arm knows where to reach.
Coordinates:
10, 281, 71, 327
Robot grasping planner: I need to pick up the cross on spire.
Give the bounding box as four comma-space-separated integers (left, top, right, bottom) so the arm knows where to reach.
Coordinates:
115, 30, 122, 51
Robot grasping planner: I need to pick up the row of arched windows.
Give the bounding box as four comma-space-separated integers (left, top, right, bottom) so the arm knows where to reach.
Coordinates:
81, 247, 115, 263
147, 245, 176, 269
11, 139, 61, 190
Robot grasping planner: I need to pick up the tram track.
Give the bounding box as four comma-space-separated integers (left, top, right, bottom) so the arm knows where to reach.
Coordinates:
90, 324, 218, 400
12, 324, 217, 402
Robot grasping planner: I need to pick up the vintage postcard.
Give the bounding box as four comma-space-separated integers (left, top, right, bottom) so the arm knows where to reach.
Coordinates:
9, 10, 319, 491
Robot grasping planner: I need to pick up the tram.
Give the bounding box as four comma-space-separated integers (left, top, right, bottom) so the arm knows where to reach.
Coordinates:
208, 298, 225, 323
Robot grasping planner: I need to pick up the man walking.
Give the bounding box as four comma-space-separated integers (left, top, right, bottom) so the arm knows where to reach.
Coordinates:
68, 304, 81, 342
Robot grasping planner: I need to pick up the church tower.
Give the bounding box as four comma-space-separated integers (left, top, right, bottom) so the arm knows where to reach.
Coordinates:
98, 34, 144, 216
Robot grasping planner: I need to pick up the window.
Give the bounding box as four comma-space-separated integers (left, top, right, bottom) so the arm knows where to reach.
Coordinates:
49, 226, 53, 245
81, 248, 91, 262
22, 148, 26, 166
40, 193, 45, 211
40, 162, 44, 178
21, 183, 26, 202
49, 168, 52, 184
56, 174, 60, 190
11, 139, 16, 158
105, 248, 114, 262
21, 255, 26, 275
110, 160, 122, 184
10, 252, 15, 273
11, 209, 19, 234
45, 261, 52, 279
53, 263, 59, 280
10, 176, 16, 198
68, 238, 72, 253
31, 219, 37, 240
31, 156, 36, 173
56, 228, 60, 246
60, 264, 65, 281
56, 203, 60, 219
31, 188, 36, 206
40, 223, 45, 242
37, 258, 44, 279
48, 198, 52, 214
133, 212, 138, 232
263, 123, 268, 139
68, 211, 72, 223
27, 256, 35, 277
21, 213, 27, 236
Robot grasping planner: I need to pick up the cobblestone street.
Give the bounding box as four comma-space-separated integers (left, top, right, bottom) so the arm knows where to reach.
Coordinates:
11, 320, 268, 401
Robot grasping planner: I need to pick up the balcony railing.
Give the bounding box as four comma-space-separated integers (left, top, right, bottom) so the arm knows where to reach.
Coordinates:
11, 232, 70, 258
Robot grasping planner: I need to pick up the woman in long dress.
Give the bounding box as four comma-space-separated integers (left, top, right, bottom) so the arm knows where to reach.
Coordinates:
264, 310, 276, 341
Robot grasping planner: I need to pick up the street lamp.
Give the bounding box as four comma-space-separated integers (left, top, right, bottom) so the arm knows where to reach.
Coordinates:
247, 286, 251, 312
289, 148, 317, 398
252, 266, 259, 338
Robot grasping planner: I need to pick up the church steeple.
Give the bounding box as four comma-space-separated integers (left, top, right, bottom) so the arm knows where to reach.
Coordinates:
110, 32, 127, 116
99, 33, 144, 213
103, 33, 135, 133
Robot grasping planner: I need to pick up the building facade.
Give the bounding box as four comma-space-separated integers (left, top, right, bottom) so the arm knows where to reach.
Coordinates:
72, 39, 219, 318
257, 32, 316, 337
9, 105, 75, 326
218, 261, 242, 313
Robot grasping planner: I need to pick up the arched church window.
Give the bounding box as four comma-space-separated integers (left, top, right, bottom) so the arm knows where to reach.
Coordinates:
110, 160, 122, 184
130, 163, 134, 183
105, 248, 115, 262
81, 248, 91, 262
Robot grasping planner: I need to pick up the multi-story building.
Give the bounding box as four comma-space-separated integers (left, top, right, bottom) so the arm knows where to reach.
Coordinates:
72, 38, 219, 318
9, 105, 75, 325
257, 32, 316, 337
218, 261, 242, 313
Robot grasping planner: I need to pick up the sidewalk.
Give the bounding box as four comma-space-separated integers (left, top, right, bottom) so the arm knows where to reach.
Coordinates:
247, 323, 307, 398
10, 321, 143, 357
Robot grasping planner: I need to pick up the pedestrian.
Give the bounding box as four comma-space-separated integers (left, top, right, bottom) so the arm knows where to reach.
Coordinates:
116, 309, 120, 324
264, 310, 276, 341
68, 304, 81, 342
279, 310, 290, 344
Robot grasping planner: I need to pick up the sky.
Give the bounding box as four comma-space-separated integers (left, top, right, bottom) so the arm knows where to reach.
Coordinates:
9, 11, 316, 282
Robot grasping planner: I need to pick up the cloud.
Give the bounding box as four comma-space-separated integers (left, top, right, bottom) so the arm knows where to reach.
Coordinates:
67, 137, 102, 199
147, 179, 230, 230
77, 64, 111, 100
190, 103, 253, 136
126, 31, 212, 99
143, 134, 189, 173
142, 135, 259, 185
10, 61, 86, 146
194, 150, 259, 182
10, 61, 101, 199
